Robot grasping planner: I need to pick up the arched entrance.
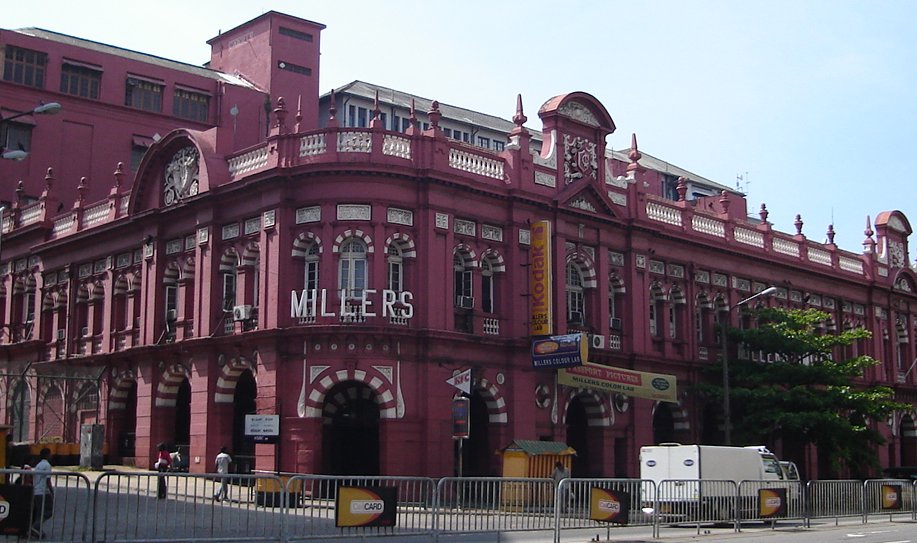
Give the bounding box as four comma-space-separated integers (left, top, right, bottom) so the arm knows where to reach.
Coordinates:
652, 403, 675, 445
321, 382, 380, 475
10, 380, 30, 442
117, 382, 138, 458
458, 393, 491, 476
566, 397, 590, 478
232, 370, 257, 474
701, 403, 720, 444
38, 384, 64, 441
174, 380, 191, 452
901, 415, 917, 466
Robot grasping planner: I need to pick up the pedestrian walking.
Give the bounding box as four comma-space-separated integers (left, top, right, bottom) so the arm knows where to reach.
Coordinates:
213, 446, 232, 502
154, 443, 172, 499
551, 461, 571, 512
30, 447, 53, 540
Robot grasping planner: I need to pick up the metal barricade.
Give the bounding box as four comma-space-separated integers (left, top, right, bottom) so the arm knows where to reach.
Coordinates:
283, 475, 436, 541
434, 477, 555, 535
653, 479, 739, 535
92, 471, 285, 541
0, 468, 92, 542
863, 479, 916, 522
552, 478, 655, 543
737, 479, 807, 526
805, 480, 863, 526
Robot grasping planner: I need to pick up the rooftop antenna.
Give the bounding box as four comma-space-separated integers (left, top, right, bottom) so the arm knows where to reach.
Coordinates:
736, 171, 750, 193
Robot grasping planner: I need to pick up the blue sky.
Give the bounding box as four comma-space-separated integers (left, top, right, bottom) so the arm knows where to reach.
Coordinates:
7, 0, 917, 253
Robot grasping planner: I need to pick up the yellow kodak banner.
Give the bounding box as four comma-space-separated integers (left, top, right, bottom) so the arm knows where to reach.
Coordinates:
529, 220, 553, 336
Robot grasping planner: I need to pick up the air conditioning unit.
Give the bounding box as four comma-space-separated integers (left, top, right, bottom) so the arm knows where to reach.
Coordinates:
590, 334, 606, 349
80, 326, 89, 337
55, 329, 65, 341
609, 317, 623, 331
567, 311, 584, 325
455, 296, 474, 310
165, 309, 177, 322
233, 305, 253, 321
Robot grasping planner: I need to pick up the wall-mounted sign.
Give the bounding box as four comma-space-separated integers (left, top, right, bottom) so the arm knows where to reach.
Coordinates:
530, 220, 553, 336
335, 486, 398, 527
446, 369, 473, 394
532, 333, 587, 369
558, 363, 677, 403
244, 414, 280, 443
291, 289, 413, 319
0, 485, 32, 536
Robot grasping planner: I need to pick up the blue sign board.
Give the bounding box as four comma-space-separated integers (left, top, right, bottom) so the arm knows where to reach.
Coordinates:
531, 333, 587, 368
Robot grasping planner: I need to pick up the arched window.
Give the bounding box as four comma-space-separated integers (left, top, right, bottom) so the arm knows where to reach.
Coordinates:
566, 262, 585, 325
299, 241, 320, 295
481, 260, 494, 313
339, 238, 367, 299
387, 244, 403, 293
453, 253, 473, 306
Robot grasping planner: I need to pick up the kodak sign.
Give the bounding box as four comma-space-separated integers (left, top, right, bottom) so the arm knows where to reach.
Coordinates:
530, 220, 553, 336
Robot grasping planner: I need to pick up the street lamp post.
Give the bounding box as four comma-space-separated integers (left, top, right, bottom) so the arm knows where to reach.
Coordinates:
721, 285, 778, 445
1, 102, 62, 161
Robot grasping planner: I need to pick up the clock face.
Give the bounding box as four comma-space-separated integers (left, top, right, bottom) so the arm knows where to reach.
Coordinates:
163, 147, 200, 206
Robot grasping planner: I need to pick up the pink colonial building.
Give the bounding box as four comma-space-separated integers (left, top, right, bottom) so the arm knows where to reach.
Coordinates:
2, 10, 917, 479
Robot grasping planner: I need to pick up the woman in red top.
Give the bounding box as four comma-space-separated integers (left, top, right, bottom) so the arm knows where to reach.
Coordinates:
154, 443, 171, 499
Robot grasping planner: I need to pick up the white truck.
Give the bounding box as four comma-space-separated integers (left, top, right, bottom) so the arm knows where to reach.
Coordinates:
639, 443, 800, 521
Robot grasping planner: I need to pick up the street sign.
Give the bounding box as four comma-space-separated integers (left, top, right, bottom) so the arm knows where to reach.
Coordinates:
451, 397, 470, 439
446, 369, 473, 394
245, 414, 280, 443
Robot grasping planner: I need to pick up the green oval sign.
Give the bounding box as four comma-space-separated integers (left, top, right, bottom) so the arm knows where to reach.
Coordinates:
652, 378, 670, 391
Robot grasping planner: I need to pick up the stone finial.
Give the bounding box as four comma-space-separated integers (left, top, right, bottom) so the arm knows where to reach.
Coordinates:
826, 224, 836, 245
41, 167, 55, 199
626, 133, 642, 174
794, 214, 804, 236
113, 162, 124, 191
719, 190, 730, 215
863, 216, 876, 253
272, 97, 288, 134
295, 94, 303, 132
427, 100, 442, 129
676, 177, 688, 202
512, 94, 527, 127
759, 203, 769, 223
370, 90, 383, 129
328, 89, 338, 124
75, 177, 87, 208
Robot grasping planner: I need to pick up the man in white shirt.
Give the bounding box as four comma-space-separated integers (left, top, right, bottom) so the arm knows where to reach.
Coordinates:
213, 447, 232, 501
31, 447, 53, 539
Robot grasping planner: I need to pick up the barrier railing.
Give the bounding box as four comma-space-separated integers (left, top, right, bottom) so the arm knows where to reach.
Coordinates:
434, 477, 555, 534
93, 471, 286, 542
3, 470, 917, 541
283, 474, 436, 540
863, 479, 916, 522
0, 468, 92, 542
805, 480, 864, 526
553, 478, 655, 542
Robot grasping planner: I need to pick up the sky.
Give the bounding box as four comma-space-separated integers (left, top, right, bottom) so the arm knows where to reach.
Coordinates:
5, 0, 917, 253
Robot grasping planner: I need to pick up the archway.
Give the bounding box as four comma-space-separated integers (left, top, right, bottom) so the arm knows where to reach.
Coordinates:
232, 370, 257, 474
701, 403, 721, 444
321, 381, 380, 475
652, 403, 675, 445
458, 393, 491, 476
38, 384, 64, 442
116, 382, 138, 458
173, 379, 191, 453
566, 397, 590, 477
10, 380, 30, 442
901, 414, 917, 466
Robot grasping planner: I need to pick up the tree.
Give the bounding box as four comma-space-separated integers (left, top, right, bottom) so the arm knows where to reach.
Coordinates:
700, 307, 905, 476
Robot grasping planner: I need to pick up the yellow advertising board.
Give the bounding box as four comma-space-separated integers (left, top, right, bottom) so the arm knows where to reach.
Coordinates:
530, 220, 553, 336
557, 363, 677, 403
